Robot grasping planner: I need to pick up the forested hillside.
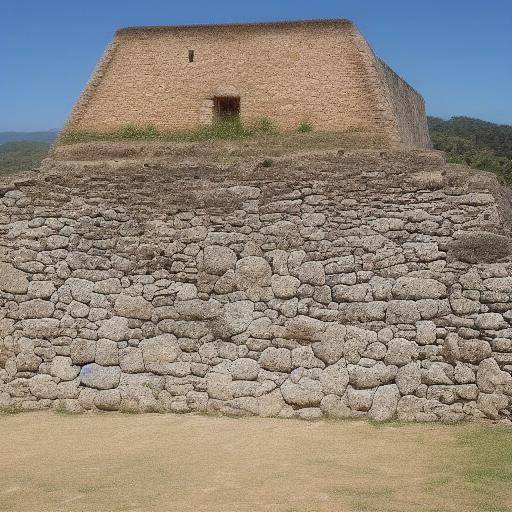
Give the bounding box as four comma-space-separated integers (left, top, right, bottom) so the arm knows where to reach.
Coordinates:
428, 116, 512, 182
0, 141, 51, 176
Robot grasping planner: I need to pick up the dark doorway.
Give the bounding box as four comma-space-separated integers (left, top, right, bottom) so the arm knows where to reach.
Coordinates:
213, 96, 240, 119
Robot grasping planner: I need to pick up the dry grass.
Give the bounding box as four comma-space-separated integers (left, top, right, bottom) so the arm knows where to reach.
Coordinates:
0, 412, 510, 512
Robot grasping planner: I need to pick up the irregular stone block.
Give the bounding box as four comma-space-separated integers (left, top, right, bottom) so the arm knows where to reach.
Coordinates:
349, 362, 397, 389
368, 384, 400, 421
392, 277, 447, 300
97, 316, 129, 342
18, 299, 54, 319
235, 256, 271, 289
449, 231, 512, 264
271, 274, 300, 299
458, 339, 492, 364
384, 338, 419, 367
212, 301, 254, 338
297, 261, 325, 286
95, 339, 119, 366
0, 262, 28, 294
230, 358, 260, 381
259, 347, 292, 373
206, 373, 233, 400
475, 313, 508, 330
284, 315, 325, 343
27, 281, 55, 299
16, 353, 42, 372
386, 300, 421, 324
114, 295, 153, 320
70, 339, 96, 365
320, 363, 349, 396
28, 374, 58, 399
281, 378, 323, 407
140, 334, 180, 374
203, 245, 237, 275
396, 362, 421, 395
80, 363, 121, 390
50, 356, 80, 381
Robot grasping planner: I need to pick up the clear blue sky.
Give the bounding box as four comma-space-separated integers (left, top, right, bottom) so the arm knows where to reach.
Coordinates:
2, 0, 511, 131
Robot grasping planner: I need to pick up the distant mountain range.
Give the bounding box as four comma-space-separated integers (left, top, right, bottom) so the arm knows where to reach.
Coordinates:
0, 129, 59, 145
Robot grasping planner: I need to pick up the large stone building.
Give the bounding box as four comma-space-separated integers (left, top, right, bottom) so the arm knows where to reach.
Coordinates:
63, 19, 431, 148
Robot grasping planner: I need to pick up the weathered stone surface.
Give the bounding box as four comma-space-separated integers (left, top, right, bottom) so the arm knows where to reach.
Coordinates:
285, 316, 325, 343
458, 339, 492, 364
94, 389, 121, 411
203, 245, 237, 275
16, 353, 42, 372
140, 334, 180, 374
477, 358, 512, 393
0, 262, 28, 294
259, 348, 292, 373
368, 384, 400, 421
320, 363, 349, 396
27, 281, 55, 299
392, 277, 447, 300
477, 392, 509, 419
70, 339, 96, 365
386, 301, 420, 324
349, 362, 396, 389
384, 339, 419, 367
18, 299, 54, 319
206, 373, 233, 400
66, 278, 94, 304
80, 364, 121, 390
346, 387, 375, 412
213, 301, 254, 338
475, 313, 508, 331
281, 378, 323, 407
396, 362, 421, 395
235, 256, 271, 289
292, 346, 324, 369
230, 358, 260, 381
4, 151, 512, 423
449, 231, 512, 264
297, 261, 325, 286
114, 295, 153, 320
29, 375, 58, 399
95, 339, 119, 366
97, 316, 129, 342
271, 275, 300, 299
50, 356, 80, 381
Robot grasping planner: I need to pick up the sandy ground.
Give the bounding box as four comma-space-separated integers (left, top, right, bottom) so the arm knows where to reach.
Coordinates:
0, 411, 507, 512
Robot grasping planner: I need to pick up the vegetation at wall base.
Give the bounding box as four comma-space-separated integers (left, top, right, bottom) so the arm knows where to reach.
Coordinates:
428, 116, 512, 183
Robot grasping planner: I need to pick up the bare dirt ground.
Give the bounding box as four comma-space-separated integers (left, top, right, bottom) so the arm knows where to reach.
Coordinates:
0, 412, 510, 512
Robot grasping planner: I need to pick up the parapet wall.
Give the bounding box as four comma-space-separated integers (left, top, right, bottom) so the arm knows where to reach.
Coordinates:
1, 149, 512, 422
375, 59, 431, 149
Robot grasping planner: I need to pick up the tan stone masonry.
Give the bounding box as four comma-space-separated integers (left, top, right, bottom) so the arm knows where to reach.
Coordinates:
62, 19, 431, 148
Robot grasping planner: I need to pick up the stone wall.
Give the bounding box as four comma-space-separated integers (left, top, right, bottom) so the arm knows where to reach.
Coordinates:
62, 19, 430, 148
375, 59, 431, 149
1, 149, 512, 422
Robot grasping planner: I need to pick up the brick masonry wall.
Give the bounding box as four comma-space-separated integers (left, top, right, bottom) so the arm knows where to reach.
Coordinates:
62, 20, 430, 148
1, 150, 512, 422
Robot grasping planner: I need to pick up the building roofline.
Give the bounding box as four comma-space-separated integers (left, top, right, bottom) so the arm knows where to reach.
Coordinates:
116, 18, 353, 34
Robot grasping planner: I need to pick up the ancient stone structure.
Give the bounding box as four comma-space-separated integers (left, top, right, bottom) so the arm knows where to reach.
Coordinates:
62, 19, 431, 149
1, 146, 512, 422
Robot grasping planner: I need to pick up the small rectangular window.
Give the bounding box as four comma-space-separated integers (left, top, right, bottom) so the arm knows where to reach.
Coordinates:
188, 50, 194, 62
